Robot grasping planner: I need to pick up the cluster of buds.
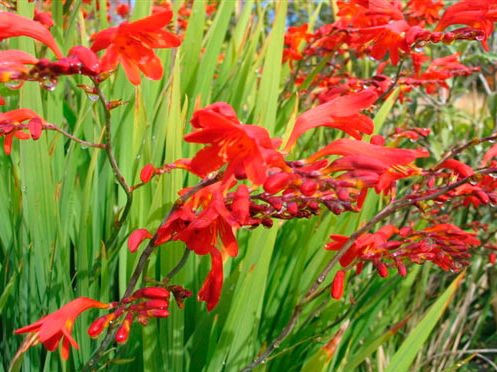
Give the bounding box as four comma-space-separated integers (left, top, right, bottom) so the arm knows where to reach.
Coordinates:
408, 26, 487, 45
329, 223, 480, 299
0, 46, 106, 93
88, 286, 192, 343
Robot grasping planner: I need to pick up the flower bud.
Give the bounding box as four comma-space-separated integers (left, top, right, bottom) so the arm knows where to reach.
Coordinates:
355, 262, 363, 275
300, 179, 318, 196
142, 299, 169, 310
132, 287, 170, 300
376, 262, 388, 278
88, 314, 113, 338
140, 164, 156, 183
287, 201, 298, 216
264, 172, 291, 194
148, 309, 170, 318
261, 218, 273, 228
28, 118, 43, 140
331, 270, 345, 300
115, 313, 133, 344
128, 229, 152, 253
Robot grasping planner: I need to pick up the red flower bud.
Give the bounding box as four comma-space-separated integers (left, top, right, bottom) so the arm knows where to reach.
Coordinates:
115, 313, 133, 344
142, 299, 169, 310
140, 164, 156, 183
264, 172, 292, 194
261, 218, 273, 228
331, 270, 346, 300
490, 253, 496, 264
268, 197, 283, 210
88, 314, 113, 338
300, 179, 318, 196
355, 262, 363, 275
28, 118, 43, 140
397, 263, 407, 277
128, 229, 152, 253
132, 287, 170, 300
287, 201, 298, 215
376, 262, 388, 278
148, 309, 170, 318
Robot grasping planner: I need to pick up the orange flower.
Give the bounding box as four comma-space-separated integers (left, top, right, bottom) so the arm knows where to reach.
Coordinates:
15, 298, 109, 360
91, 10, 181, 85
358, 20, 411, 65
435, 0, 497, 51
284, 90, 378, 152
0, 108, 43, 155
185, 103, 286, 186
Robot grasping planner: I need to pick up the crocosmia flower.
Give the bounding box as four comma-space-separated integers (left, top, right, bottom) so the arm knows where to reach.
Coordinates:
185, 102, 286, 186
435, 0, 497, 51
284, 90, 378, 152
15, 297, 109, 360
91, 10, 181, 85
0, 109, 44, 155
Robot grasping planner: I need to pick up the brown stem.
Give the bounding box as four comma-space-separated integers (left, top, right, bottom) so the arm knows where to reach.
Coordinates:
79, 173, 221, 372
435, 134, 497, 168
44, 124, 106, 149
91, 79, 133, 250
377, 59, 405, 102
238, 168, 497, 372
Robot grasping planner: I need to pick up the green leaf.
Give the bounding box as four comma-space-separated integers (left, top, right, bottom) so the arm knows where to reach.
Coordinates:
383, 271, 465, 372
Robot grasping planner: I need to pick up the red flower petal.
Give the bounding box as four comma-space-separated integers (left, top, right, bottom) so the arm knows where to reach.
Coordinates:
198, 248, 223, 311
331, 270, 346, 300
0, 12, 63, 58
285, 90, 377, 151
128, 229, 152, 253
28, 118, 43, 140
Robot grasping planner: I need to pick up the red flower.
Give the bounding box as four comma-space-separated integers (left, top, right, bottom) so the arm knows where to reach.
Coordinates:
0, 109, 44, 155
91, 10, 181, 85
198, 247, 224, 311
358, 20, 411, 65
15, 298, 109, 360
406, 0, 444, 25
284, 90, 378, 152
185, 103, 286, 186
155, 184, 242, 311
174, 190, 239, 257
116, 3, 130, 18
435, 0, 497, 51
326, 224, 399, 267
482, 143, 497, 166
361, 0, 405, 21
0, 11, 63, 58
283, 24, 312, 66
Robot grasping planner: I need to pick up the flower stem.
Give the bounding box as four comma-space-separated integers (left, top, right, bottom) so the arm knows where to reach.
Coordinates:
91, 79, 133, 250
238, 167, 497, 372
80, 173, 221, 372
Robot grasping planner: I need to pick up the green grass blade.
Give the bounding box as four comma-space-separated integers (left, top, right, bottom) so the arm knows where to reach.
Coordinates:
383, 271, 465, 372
